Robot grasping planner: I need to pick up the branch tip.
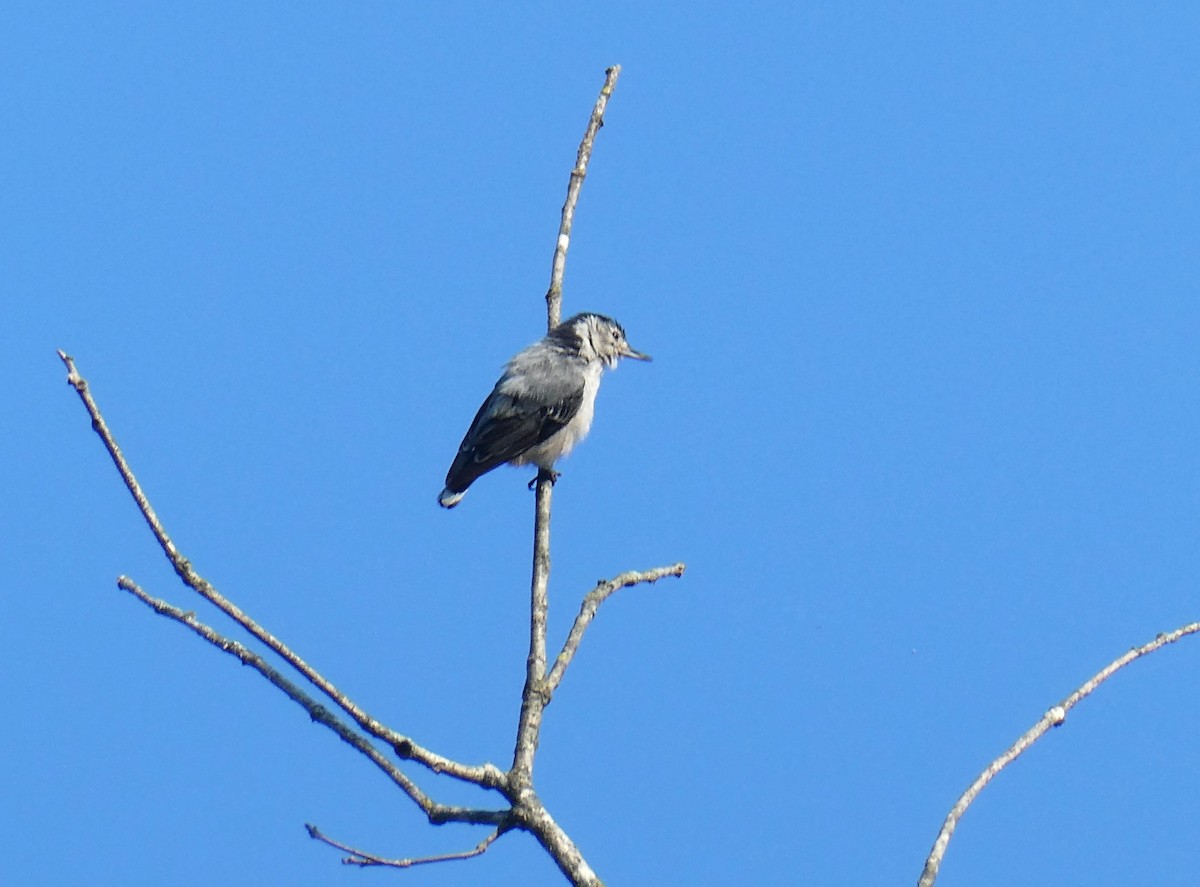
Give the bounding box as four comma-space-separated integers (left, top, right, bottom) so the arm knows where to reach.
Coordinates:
543, 562, 686, 699
918, 620, 1200, 886
308, 822, 509, 870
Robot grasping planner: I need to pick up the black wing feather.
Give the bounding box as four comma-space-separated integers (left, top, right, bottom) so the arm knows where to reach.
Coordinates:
443, 387, 583, 493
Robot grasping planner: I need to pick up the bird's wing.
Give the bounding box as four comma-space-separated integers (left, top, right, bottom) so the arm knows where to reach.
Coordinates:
443, 381, 584, 493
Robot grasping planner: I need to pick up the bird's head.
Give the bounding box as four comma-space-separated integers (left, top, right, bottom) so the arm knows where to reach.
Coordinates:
554, 312, 652, 367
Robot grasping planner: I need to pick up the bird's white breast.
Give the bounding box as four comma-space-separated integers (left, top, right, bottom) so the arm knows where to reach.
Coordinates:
519, 361, 602, 470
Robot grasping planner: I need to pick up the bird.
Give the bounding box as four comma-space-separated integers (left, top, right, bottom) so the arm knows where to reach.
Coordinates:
439, 312, 651, 508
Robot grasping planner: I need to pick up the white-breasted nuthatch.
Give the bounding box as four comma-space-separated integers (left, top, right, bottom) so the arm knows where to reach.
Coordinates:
439, 312, 651, 508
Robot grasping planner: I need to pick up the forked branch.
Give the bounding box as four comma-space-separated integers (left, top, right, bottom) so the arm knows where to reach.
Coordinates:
116, 576, 507, 826
56, 349, 501, 793
61, 65, 683, 887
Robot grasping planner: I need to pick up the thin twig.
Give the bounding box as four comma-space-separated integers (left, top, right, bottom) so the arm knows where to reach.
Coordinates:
56, 349, 503, 792
306, 822, 510, 868
918, 621, 1200, 887
545, 64, 621, 330
116, 576, 508, 828
545, 563, 687, 697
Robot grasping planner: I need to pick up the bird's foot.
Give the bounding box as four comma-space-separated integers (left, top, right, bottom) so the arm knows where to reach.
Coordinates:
528, 469, 561, 490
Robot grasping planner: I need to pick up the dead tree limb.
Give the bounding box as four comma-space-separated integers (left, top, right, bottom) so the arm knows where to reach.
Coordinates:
60, 64, 685, 886
918, 621, 1200, 886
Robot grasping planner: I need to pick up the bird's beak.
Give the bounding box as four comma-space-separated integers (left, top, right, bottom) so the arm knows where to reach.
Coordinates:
621, 343, 652, 362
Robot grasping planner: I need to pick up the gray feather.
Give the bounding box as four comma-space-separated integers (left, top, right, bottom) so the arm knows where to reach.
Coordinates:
439, 313, 649, 508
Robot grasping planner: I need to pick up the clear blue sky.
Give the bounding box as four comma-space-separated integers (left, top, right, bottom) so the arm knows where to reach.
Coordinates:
6, 4, 1200, 885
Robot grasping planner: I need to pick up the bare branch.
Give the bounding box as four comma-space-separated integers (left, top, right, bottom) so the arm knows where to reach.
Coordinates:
545, 64, 621, 330
545, 563, 687, 697
508, 67, 637, 887
57, 349, 503, 792
63, 65, 665, 887
512, 66, 623, 788
306, 822, 510, 869
512, 471, 555, 784
918, 620, 1200, 887
517, 800, 604, 887
116, 576, 508, 828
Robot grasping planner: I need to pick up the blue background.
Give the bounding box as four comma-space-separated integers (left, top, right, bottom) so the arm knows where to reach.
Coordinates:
6, 3, 1200, 885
